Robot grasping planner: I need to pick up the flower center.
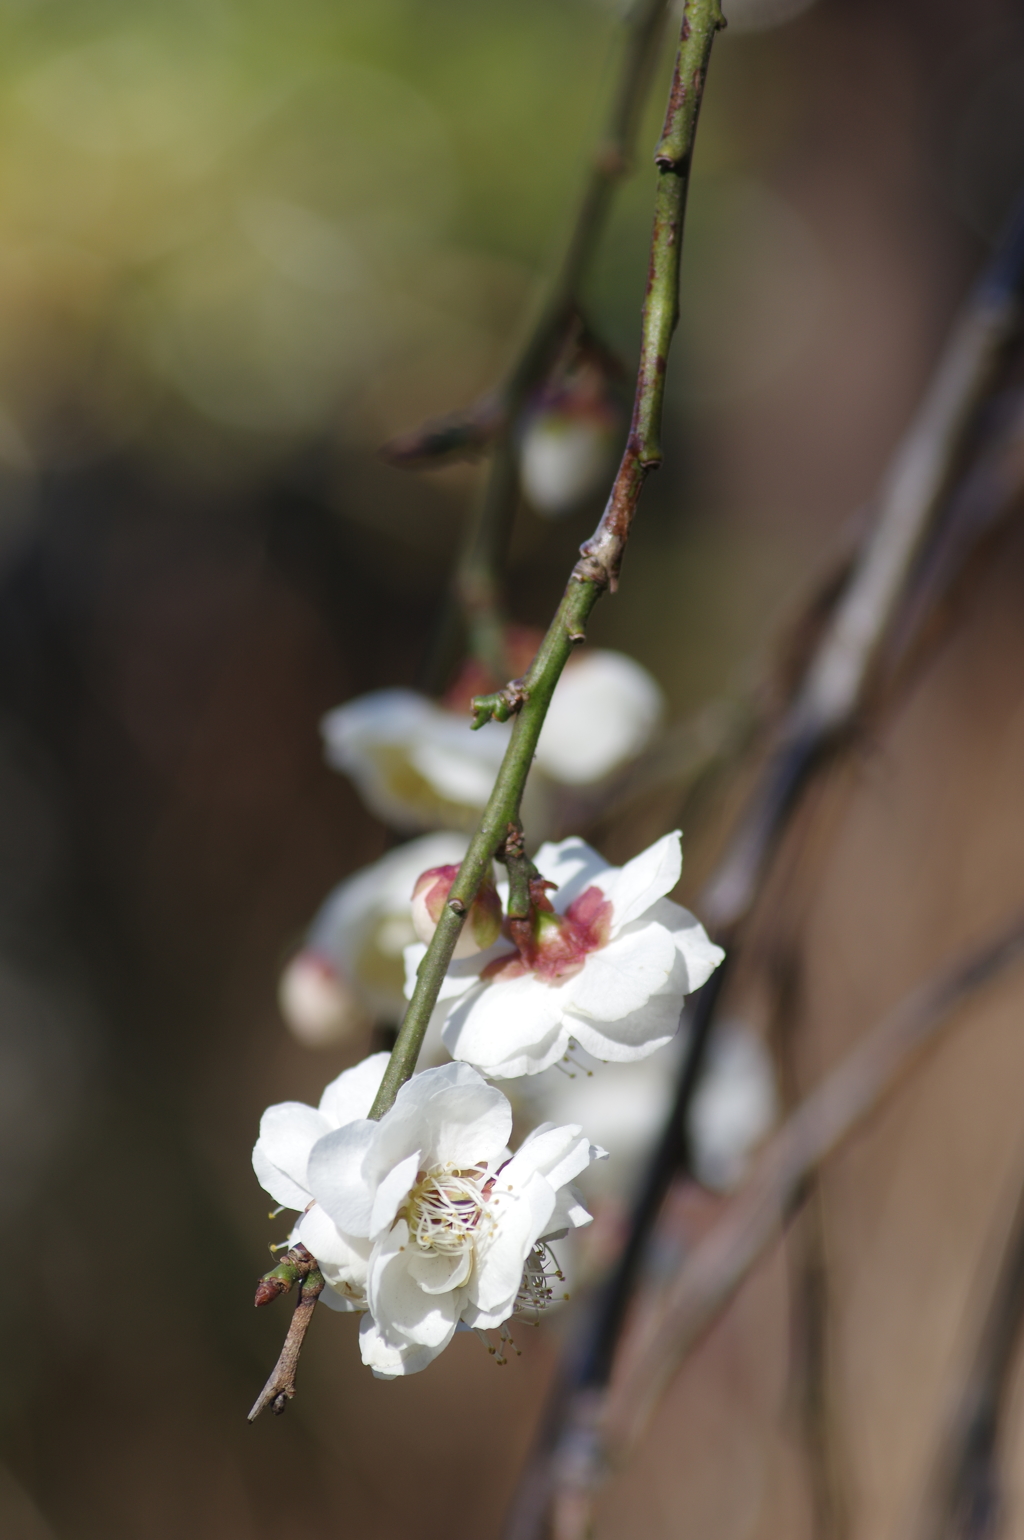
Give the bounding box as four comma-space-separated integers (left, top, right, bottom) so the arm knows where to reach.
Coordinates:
483, 882, 613, 985
405, 1163, 492, 1254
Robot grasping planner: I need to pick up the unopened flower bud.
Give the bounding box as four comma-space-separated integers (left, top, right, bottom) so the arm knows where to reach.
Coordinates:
278, 950, 369, 1048
518, 332, 623, 518
411, 864, 502, 958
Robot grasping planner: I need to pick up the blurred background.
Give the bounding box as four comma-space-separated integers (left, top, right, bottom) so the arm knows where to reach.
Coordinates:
2, 0, 1024, 1534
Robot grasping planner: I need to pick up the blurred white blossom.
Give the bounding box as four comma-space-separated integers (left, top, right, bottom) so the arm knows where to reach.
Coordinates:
321, 649, 663, 837
280, 833, 468, 1044
520, 414, 614, 517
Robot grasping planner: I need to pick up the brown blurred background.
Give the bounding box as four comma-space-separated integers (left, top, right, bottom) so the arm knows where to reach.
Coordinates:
3, 0, 1024, 1535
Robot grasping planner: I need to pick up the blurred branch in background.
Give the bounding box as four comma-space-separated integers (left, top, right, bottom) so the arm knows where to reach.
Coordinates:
546, 912, 1024, 1539
504, 186, 1024, 1540
383, 0, 672, 684
915, 1165, 1024, 1540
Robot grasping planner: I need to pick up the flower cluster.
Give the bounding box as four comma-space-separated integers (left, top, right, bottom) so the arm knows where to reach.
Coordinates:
253, 1057, 603, 1376
257, 638, 776, 1384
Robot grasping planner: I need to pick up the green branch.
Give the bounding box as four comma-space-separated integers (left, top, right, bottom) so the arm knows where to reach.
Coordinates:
368, 0, 724, 1123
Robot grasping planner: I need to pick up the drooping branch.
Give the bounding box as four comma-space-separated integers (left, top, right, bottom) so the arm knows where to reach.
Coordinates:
367, 0, 725, 1124
390, 0, 675, 682
914, 1161, 1024, 1540
383, 0, 671, 474
701, 194, 1024, 934
606, 915, 1024, 1457
502, 190, 1024, 1540
578, 1, 722, 592
535, 914, 1024, 1535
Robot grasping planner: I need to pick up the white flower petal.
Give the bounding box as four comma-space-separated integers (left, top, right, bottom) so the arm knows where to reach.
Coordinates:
252, 1102, 331, 1209
369, 1149, 421, 1238
565, 921, 677, 1021
294, 1204, 371, 1304
643, 897, 726, 991
566, 951, 688, 1060
406, 1244, 473, 1295
318, 1285, 364, 1313
306, 1120, 377, 1236
317, 1051, 391, 1127
368, 1221, 462, 1347
545, 1183, 595, 1238
603, 831, 682, 931
385, 1062, 512, 1170
501, 1123, 594, 1191
358, 1315, 447, 1378
470, 1172, 555, 1316
442, 972, 570, 1079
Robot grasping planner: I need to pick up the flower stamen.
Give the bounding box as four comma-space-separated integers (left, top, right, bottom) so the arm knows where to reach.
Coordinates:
405, 1162, 492, 1254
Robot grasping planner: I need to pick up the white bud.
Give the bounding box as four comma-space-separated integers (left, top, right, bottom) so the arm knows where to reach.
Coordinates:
278, 951, 369, 1048
520, 415, 613, 517
534, 650, 664, 785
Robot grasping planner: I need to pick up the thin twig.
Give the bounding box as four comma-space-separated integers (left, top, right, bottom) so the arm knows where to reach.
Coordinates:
701, 195, 1024, 935
773, 956, 851, 1540
248, 1262, 325, 1421
368, 0, 724, 1124
915, 1162, 1024, 1540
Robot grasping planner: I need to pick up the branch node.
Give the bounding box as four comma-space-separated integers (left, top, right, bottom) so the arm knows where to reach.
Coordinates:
254, 1243, 314, 1308
571, 554, 612, 589
470, 679, 529, 728
497, 821, 540, 921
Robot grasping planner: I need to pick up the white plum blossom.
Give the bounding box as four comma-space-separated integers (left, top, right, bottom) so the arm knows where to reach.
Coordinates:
405, 832, 724, 1080
306, 1061, 603, 1377
320, 649, 664, 837
279, 833, 468, 1044
252, 1052, 391, 1310
253, 1057, 603, 1376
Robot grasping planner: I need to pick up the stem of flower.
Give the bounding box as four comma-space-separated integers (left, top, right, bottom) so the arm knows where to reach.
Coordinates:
248, 1256, 325, 1421
368, 0, 724, 1123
